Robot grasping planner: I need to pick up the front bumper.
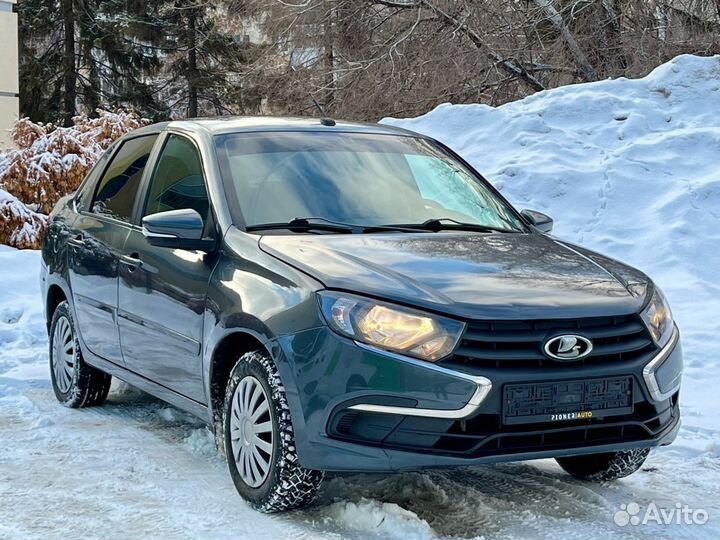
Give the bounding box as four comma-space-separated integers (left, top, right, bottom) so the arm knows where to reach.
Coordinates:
271, 325, 682, 472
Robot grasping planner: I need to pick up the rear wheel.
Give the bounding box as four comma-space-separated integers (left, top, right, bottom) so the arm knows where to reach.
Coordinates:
556, 448, 651, 481
49, 301, 111, 408
223, 350, 323, 512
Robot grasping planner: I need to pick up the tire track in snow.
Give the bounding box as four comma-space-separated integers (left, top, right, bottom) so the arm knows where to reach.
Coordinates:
0, 379, 323, 540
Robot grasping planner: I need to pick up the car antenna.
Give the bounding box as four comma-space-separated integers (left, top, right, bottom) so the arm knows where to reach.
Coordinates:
310, 94, 336, 127
291, 65, 335, 126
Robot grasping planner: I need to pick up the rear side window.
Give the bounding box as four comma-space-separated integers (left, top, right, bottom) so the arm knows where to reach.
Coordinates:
75, 149, 112, 211
91, 135, 158, 222
142, 134, 209, 224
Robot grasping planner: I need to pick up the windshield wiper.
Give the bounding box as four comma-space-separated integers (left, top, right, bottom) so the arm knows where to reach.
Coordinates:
245, 217, 357, 234
383, 218, 515, 233
245, 217, 510, 234
246, 217, 427, 234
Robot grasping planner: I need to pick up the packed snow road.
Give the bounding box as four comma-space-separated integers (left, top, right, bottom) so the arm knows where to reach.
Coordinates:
2, 54, 720, 539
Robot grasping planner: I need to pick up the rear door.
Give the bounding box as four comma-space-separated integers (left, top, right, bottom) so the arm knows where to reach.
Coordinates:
67, 134, 159, 363
117, 132, 217, 402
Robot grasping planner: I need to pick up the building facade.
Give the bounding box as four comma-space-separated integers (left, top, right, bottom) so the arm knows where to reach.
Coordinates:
0, 0, 19, 149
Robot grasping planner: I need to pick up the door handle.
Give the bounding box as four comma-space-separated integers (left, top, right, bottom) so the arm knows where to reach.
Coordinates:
67, 234, 86, 248
120, 253, 143, 271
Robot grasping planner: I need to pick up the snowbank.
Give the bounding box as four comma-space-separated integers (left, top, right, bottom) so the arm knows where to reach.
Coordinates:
384, 53, 720, 427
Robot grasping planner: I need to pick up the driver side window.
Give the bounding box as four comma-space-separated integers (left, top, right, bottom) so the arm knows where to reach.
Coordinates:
143, 134, 210, 225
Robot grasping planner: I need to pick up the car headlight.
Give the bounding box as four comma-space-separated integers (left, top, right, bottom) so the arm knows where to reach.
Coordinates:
318, 291, 465, 361
640, 286, 674, 347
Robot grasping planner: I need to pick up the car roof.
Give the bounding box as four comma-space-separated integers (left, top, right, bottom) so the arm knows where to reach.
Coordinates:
130, 116, 426, 139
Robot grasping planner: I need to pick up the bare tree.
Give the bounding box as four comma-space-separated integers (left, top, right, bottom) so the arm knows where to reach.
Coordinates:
19, 0, 720, 123
375, 0, 546, 91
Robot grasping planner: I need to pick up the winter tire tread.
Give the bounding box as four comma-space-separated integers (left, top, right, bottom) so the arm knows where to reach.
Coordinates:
556, 447, 651, 481
223, 350, 323, 512
49, 301, 111, 408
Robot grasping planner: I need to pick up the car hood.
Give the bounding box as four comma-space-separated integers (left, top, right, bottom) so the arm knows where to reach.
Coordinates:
258, 232, 649, 319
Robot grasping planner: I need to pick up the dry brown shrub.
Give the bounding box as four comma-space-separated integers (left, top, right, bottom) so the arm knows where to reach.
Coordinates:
0, 193, 48, 249
0, 109, 150, 249
12, 118, 50, 149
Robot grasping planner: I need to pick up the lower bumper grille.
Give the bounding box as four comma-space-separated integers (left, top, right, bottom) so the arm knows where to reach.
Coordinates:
329, 394, 679, 458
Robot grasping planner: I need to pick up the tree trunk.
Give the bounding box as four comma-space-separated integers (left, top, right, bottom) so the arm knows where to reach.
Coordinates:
532, 0, 597, 82
187, 7, 198, 118
324, 1, 336, 108
655, 0, 669, 43
61, 0, 76, 126
80, 0, 100, 113
600, 0, 628, 73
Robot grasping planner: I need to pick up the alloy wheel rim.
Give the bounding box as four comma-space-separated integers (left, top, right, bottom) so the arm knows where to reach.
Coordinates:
230, 376, 274, 488
52, 316, 75, 393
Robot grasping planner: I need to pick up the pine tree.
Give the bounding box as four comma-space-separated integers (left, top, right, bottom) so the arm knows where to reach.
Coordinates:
18, 0, 66, 123
78, 0, 169, 120
160, 0, 260, 117
18, 0, 170, 124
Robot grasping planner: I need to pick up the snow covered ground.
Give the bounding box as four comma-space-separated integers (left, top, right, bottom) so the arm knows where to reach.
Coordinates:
2, 54, 719, 539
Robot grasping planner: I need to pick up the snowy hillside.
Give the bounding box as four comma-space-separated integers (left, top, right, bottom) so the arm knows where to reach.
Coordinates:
2, 55, 720, 539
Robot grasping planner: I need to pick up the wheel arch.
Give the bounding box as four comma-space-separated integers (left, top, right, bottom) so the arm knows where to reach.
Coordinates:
46, 283, 69, 331
207, 329, 275, 428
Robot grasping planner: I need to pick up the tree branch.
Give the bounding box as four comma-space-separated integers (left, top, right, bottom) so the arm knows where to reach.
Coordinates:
531, 0, 597, 82
374, 0, 545, 91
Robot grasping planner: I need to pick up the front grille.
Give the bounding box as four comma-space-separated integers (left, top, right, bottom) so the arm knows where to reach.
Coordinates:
448, 314, 656, 368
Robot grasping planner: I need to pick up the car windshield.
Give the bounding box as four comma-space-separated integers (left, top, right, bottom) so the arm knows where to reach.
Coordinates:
214, 131, 525, 232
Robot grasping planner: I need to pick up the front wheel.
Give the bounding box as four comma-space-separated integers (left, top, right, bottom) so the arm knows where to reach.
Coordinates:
223, 350, 323, 512
556, 448, 651, 481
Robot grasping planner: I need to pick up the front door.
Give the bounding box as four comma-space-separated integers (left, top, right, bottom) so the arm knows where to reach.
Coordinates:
118, 133, 216, 403
68, 134, 159, 363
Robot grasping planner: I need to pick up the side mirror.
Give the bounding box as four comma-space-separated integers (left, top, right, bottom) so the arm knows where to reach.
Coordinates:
142, 209, 215, 251
521, 209, 554, 233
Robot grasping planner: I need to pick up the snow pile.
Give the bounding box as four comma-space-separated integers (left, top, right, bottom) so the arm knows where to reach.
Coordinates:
183, 427, 217, 456
385, 53, 720, 427
0, 246, 47, 377
322, 499, 436, 539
